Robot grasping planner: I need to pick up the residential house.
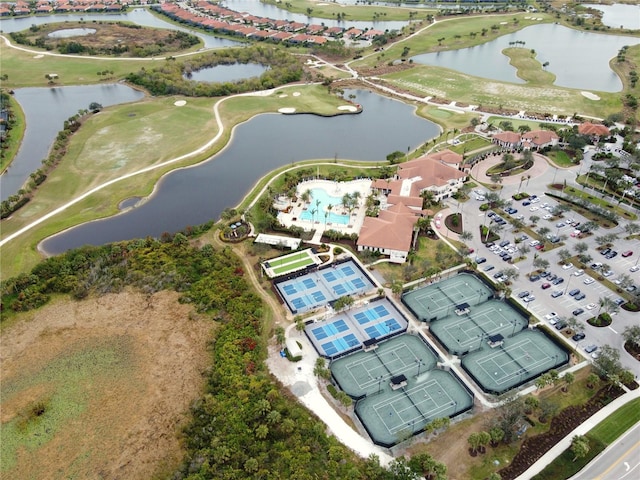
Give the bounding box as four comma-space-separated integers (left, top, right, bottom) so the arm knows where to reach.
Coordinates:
578, 122, 610, 139
492, 129, 559, 150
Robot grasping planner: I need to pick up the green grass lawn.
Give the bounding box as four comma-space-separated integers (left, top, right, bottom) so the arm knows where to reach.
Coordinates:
558, 185, 638, 221
546, 150, 575, 167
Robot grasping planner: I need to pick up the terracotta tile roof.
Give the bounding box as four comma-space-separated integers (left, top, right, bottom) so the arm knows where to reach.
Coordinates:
578, 122, 610, 136
357, 203, 418, 253
521, 129, 559, 146
493, 131, 521, 144
397, 154, 466, 188
428, 148, 463, 165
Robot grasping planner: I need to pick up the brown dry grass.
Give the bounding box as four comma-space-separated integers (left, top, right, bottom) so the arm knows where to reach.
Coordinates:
0, 290, 213, 480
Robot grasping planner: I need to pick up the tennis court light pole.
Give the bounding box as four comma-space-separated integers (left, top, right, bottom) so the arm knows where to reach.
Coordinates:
378, 376, 383, 394
416, 359, 425, 377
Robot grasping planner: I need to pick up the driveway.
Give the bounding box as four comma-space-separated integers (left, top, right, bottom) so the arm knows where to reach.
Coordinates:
471, 152, 550, 186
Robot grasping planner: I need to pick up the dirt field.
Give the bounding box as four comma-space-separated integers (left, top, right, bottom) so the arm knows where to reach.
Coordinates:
0, 290, 213, 480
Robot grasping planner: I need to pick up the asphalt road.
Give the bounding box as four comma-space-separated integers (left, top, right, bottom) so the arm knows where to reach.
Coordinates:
454, 138, 640, 375
570, 421, 640, 480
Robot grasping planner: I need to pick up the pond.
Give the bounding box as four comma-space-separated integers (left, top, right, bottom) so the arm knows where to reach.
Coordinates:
185, 63, 269, 83
410, 23, 640, 92
1, 84, 145, 201
47, 27, 97, 38
583, 3, 640, 30
40, 89, 440, 253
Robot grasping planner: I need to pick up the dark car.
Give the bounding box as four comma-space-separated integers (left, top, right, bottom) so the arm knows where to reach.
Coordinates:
485, 242, 495, 248
530, 274, 541, 282
601, 248, 611, 256
555, 321, 568, 330
605, 251, 618, 259
523, 200, 531, 206
552, 277, 564, 285
572, 332, 586, 341
547, 273, 558, 282
614, 297, 626, 305
575, 293, 586, 301
493, 271, 504, 279
572, 308, 585, 316
499, 240, 510, 247
569, 288, 581, 296
622, 250, 633, 257
539, 271, 550, 278
503, 255, 512, 262
476, 257, 487, 264
483, 265, 495, 272
519, 234, 529, 242
518, 291, 530, 299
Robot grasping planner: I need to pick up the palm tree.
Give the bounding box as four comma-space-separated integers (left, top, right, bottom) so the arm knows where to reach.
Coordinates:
459, 231, 473, 242
301, 189, 311, 204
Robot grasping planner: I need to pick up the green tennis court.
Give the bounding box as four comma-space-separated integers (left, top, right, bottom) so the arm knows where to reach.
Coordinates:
261, 249, 320, 278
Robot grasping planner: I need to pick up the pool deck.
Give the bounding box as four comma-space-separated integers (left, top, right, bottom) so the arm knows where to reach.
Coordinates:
277, 179, 373, 238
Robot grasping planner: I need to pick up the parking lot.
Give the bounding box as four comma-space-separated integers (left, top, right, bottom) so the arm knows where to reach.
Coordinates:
459, 150, 640, 374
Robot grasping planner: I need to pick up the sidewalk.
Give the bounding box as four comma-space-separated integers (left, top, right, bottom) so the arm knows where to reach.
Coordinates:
514, 387, 640, 480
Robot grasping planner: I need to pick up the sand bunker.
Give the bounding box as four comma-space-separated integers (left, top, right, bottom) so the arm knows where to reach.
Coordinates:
292, 92, 301, 97
581, 91, 600, 101
33, 54, 44, 59
338, 105, 358, 112
279, 94, 288, 98
278, 107, 296, 113
174, 100, 187, 106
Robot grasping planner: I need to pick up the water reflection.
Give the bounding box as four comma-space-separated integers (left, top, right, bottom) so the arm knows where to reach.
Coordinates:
185, 63, 269, 83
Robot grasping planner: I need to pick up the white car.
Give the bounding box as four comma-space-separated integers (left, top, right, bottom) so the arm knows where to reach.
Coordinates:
529, 206, 539, 212
562, 264, 574, 270
586, 303, 597, 310
573, 269, 584, 277
631, 265, 640, 273
543, 214, 553, 220
544, 312, 558, 320
583, 277, 595, 285
529, 240, 540, 247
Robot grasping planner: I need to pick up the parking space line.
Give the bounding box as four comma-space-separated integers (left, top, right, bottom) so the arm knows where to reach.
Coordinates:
609, 326, 618, 334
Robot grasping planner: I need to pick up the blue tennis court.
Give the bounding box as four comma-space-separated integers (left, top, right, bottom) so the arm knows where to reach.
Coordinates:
275, 259, 375, 314
305, 298, 409, 358
321, 333, 359, 356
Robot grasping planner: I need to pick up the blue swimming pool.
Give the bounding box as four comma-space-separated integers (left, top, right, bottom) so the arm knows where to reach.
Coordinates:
299, 188, 350, 225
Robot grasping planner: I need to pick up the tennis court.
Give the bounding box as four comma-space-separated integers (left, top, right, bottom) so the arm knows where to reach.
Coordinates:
461, 329, 569, 395
261, 249, 322, 278
402, 273, 492, 322
276, 259, 375, 314
330, 335, 472, 447
305, 298, 408, 358
430, 300, 528, 356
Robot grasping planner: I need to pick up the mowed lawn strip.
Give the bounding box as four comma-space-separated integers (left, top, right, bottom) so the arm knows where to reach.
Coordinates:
272, 257, 315, 275
268, 250, 309, 267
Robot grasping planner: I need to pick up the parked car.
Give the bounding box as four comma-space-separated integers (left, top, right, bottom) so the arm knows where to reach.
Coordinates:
547, 273, 558, 282
523, 200, 531, 206
499, 240, 510, 247
572, 332, 586, 341
555, 321, 568, 330
584, 344, 598, 354
503, 255, 512, 262
630, 265, 640, 273
485, 242, 495, 248
605, 251, 618, 259
573, 308, 585, 315
518, 291, 530, 299
583, 277, 595, 285
622, 250, 633, 258
529, 240, 540, 247
614, 298, 626, 306
603, 270, 614, 277
535, 244, 545, 251
590, 262, 602, 270
575, 293, 586, 301
530, 275, 541, 282
586, 303, 597, 310
483, 265, 495, 272
573, 269, 584, 277
476, 257, 487, 264
524, 295, 535, 303
562, 264, 574, 270
544, 312, 558, 320
541, 282, 551, 290
569, 288, 581, 296
493, 272, 504, 279
600, 248, 611, 256
552, 277, 565, 285
551, 290, 563, 298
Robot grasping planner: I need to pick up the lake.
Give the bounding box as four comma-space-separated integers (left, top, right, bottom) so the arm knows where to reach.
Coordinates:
410, 23, 639, 92
40, 89, 439, 253
185, 63, 269, 83
583, 3, 640, 30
